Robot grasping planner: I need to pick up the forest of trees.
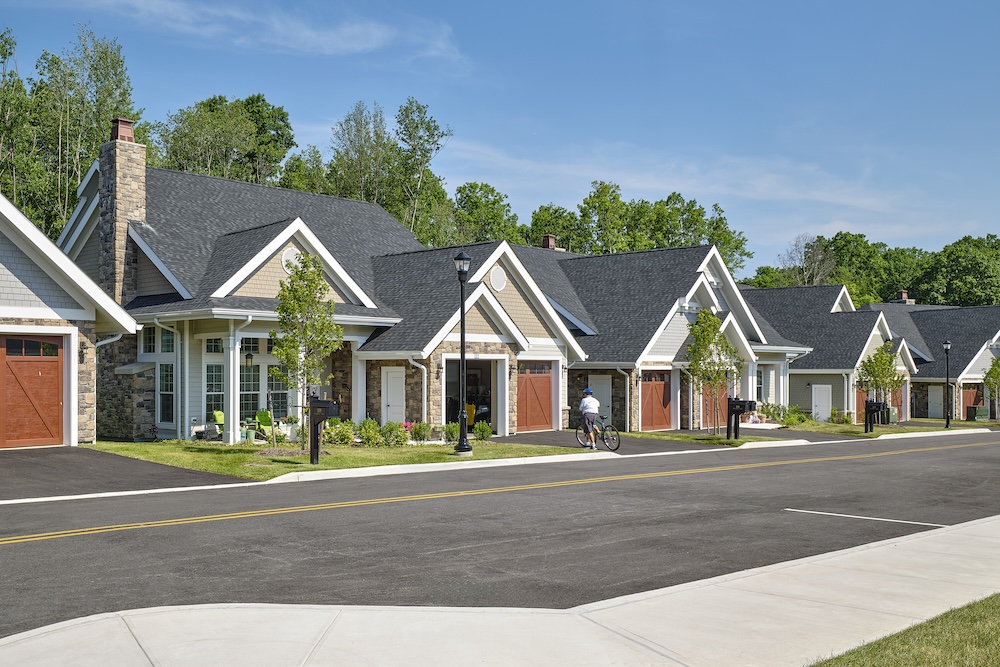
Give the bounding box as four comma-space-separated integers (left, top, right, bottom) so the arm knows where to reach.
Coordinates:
2, 26, 999, 307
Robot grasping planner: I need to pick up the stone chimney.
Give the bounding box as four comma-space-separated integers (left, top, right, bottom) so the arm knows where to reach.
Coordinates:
892, 289, 916, 305
98, 118, 146, 306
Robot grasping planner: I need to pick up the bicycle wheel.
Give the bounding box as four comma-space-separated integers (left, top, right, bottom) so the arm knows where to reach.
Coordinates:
601, 425, 621, 451
575, 425, 587, 446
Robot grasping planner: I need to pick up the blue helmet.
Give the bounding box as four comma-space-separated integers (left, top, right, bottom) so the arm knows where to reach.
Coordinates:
583, 388, 593, 394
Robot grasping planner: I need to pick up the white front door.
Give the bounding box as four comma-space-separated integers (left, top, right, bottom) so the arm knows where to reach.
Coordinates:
589, 375, 612, 427
928, 385, 943, 419
812, 384, 832, 422
381, 367, 406, 424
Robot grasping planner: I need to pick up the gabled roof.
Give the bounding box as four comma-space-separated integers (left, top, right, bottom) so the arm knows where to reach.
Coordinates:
129, 168, 425, 309
0, 193, 137, 335
510, 245, 594, 332
903, 306, 1000, 379
739, 285, 882, 370
860, 301, 958, 362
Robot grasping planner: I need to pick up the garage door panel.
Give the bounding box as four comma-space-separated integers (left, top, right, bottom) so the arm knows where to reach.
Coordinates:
1, 336, 63, 448
641, 372, 671, 430
517, 362, 552, 432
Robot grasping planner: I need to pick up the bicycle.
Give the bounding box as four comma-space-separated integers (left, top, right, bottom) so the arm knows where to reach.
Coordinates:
576, 415, 620, 451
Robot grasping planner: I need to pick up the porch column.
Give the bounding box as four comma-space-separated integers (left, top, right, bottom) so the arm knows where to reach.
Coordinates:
351, 342, 366, 424
223, 335, 241, 445
745, 361, 757, 401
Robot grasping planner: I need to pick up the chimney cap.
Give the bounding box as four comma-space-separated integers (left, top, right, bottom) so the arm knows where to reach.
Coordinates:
541, 233, 557, 249
111, 117, 135, 143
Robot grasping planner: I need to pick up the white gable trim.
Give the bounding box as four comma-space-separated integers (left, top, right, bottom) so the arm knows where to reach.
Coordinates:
683, 274, 721, 313
895, 339, 918, 374
210, 217, 377, 308
62, 192, 100, 258
547, 296, 596, 335
698, 246, 767, 343
850, 313, 893, 371
469, 241, 587, 361
832, 285, 857, 313
421, 283, 530, 358
57, 159, 100, 250
0, 193, 137, 334
129, 228, 193, 299
720, 311, 757, 362
636, 302, 682, 365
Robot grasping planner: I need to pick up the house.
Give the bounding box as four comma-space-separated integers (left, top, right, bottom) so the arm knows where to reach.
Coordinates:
0, 192, 137, 448
862, 294, 1000, 420
514, 242, 811, 432
57, 120, 586, 443
740, 285, 916, 422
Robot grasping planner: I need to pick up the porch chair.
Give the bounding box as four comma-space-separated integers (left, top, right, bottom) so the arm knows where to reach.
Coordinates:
253, 410, 276, 442
204, 410, 225, 441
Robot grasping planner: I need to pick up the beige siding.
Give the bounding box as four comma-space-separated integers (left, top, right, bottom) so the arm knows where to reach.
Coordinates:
452, 303, 504, 336
77, 232, 101, 282
233, 240, 347, 302
486, 271, 555, 338
789, 374, 847, 413
648, 312, 694, 357
0, 232, 81, 309
135, 247, 176, 297
968, 347, 998, 377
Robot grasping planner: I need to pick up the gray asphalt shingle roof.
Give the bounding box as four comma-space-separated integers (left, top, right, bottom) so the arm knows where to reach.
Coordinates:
895, 306, 1000, 378
739, 285, 880, 369
130, 168, 424, 309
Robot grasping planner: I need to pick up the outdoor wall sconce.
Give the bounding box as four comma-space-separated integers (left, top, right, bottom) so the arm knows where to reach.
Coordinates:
245, 351, 254, 368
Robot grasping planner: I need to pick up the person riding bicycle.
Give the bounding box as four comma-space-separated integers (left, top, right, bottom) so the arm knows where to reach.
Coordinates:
580, 387, 600, 449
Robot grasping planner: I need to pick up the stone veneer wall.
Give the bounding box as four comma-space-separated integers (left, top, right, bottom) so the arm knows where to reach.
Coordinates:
97, 334, 153, 440
327, 346, 353, 421
97, 138, 144, 307
428, 342, 519, 431
364, 359, 424, 424
567, 370, 634, 432
910, 382, 929, 419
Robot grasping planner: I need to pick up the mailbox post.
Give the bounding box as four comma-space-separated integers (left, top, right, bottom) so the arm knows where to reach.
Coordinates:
308, 398, 338, 464
864, 400, 885, 434
727, 399, 756, 439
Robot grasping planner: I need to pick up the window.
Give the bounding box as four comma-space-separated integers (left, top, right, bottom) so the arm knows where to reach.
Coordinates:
756, 369, 764, 402
161, 329, 174, 353
266, 338, 276, 354
143, 327, 156, 354
205, 364, 224, 420
4, 338, 59, 356
240, 364, 260, 422
206, 338, 222, 354
518, 362, 551, 375
268, 365, 289, 419
159, 363, 175, 423
241, 338, 259, 355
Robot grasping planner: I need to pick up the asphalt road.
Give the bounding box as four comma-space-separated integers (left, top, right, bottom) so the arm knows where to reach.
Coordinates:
3, 432, 999, 639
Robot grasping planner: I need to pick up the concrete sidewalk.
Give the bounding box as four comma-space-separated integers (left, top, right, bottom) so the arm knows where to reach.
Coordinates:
2, 514, 998, 666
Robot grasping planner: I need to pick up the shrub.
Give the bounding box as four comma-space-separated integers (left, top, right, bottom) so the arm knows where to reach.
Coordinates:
357, 418, 384, 447
444, 422, 460, 443
473, 420, 493, 441
323, 420, 356, 447
758, 402, 786, 422
381, 421, 409, 448
410, 421, 432, 442
782, 404, 810, 426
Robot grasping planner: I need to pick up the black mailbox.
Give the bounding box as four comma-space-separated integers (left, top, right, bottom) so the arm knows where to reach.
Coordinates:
307, 399, 338, 464
864, 400, 886, 433
726, 399, 756, 439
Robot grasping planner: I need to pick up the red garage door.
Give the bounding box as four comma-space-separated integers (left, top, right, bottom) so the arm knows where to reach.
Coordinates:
517, 362, 552, 432
641, 371, 671, 430
1, 335, 63, 447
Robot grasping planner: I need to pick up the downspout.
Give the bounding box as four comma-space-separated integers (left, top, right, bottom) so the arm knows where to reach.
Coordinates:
407, 357, 428, 423
842, 373, 850, 423
95, 333, 123, 349
154, 318, 182, 436
615, 367, 631, 432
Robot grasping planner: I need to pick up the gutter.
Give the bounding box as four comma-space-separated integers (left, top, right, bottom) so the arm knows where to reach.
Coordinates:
407, 357, 428, 423
95, 333, 123, 349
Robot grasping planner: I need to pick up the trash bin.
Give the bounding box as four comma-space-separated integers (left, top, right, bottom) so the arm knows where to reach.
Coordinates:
886, 406, 898, 424
966, 405, 988, 421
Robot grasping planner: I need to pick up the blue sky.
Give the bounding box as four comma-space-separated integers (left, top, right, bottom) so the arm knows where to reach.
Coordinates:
2, 0, 997, 277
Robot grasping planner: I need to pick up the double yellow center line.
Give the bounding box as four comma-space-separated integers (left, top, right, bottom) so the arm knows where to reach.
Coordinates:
2, 440, 996, 546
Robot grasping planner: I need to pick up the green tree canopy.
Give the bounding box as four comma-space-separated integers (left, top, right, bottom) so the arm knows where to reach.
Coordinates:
454, 182, 524, 244
686, 310, 743, 433
856, 341, 906, 404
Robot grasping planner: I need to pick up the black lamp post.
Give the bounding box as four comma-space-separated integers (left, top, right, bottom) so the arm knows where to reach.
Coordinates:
944, 340, 951, 428
454, 251, 473, 456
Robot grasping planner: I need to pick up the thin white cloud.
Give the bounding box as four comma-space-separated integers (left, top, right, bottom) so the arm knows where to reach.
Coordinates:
64, 0, 459, 58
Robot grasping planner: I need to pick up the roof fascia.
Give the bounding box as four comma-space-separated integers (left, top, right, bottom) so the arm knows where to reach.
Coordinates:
547, 296, 596, 335
635, 302, 682, 366
210, 217, 377, 308
0, 193, 137, 334
957, 340, 991, 379
833, 285, 857, 313
682, 274, 720, 313
719, 311, 757, 362
699, 246, 767, 343
851, 318, 888, 371
128, 227, 193, 299
895, 339, 918, 374
63, 195, 101, 260
788, 368, 852, 374
471, 241, 587, 361
57, 159, 100, 249
132, 308, 400, 328
420, 283, 530, 358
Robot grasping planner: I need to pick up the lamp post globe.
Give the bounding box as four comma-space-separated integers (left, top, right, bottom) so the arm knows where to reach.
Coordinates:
454, 251, 473, 456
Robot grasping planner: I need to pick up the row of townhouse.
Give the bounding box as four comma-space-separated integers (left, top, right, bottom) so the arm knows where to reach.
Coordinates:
1, 118, 997, 448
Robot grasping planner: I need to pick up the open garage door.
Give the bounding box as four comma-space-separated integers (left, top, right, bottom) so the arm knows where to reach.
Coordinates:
1, 335, 64, 447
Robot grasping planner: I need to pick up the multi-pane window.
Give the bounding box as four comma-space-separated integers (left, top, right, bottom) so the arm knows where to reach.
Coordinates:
267, 338, 276, 354
159, 363, 175, 423
205, 364, 224, 420
268, 365, 289, 419
143, 327, 156, 354
240, 364, 260, 422
241, 338, 259, 355
756, 369, 764, 402
161, 329, 174, 353
206, 338, 222, 354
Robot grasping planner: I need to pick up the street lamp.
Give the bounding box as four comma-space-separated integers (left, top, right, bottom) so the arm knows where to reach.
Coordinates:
943, 340, 951, 428
454, 251, 473, 456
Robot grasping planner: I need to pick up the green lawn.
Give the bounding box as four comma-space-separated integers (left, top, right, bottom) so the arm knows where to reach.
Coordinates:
780, 419, 994, 439
810, 593, 1000, 666
84, 440, 590, 481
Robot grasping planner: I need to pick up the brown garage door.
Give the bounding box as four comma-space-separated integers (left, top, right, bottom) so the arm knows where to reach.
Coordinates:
1, 335, 63, 448
702, 383, 728, 430
517, 361, 552, 432
641, 371, 671, 430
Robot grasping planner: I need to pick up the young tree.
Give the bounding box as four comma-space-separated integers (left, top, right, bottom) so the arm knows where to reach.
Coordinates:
686, 310, 743, 434
982, 355, 1000, 420
856, 341, 906, 411
395, 97, 451, 232
269, 253, 344, 448
328, 100, 398, 210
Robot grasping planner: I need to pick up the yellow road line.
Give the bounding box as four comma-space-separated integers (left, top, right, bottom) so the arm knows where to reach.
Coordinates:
2, 440, 997, 546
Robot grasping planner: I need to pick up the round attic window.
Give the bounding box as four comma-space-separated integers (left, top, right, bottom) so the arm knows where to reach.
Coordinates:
490, 266, 507, 291
281, 248, 301, 274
